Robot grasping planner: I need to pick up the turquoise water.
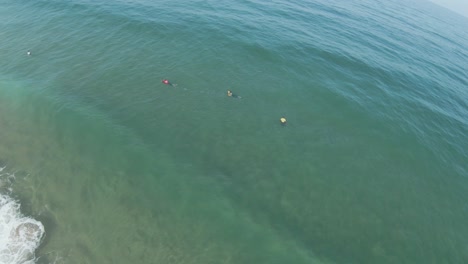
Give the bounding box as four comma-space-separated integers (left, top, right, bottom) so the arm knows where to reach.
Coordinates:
0, 0, 467, 263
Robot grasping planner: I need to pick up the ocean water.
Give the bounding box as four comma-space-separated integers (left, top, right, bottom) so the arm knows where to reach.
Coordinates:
0, 0, 467, 263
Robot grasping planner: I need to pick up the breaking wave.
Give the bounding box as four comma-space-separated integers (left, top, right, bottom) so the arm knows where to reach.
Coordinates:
0, 167, 45, 264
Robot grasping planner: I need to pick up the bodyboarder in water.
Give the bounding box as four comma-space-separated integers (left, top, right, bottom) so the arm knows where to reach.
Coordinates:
162, 79, 177, 87
227, 90, 241, 98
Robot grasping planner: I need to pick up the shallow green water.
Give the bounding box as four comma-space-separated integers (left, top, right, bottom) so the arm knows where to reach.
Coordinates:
0, 0, 467, 263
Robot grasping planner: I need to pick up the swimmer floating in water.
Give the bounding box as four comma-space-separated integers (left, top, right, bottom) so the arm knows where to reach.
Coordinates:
162, 79, 177, 87
227, 90, 241, 98
27, 50, 31, 56
280, 117, 287, 125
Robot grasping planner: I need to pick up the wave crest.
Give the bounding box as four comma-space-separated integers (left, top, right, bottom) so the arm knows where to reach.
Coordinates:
0, 169, 45, 264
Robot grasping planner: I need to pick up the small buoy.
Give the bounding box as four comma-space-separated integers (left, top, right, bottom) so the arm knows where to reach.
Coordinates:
280, 117, 287, 124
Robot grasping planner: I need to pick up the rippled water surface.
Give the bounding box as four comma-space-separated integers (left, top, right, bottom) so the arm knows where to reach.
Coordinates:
0, 0, 467, 263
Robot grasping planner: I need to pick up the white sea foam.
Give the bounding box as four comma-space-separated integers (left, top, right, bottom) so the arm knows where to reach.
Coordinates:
0, 169, 44, 264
